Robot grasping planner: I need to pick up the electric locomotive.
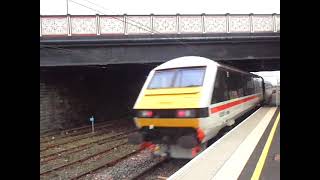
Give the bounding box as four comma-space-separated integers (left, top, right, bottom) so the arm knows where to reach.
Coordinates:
129, 56, 265, 158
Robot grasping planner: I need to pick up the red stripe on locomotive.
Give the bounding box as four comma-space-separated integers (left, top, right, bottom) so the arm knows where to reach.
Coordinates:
211, 95, 258, 113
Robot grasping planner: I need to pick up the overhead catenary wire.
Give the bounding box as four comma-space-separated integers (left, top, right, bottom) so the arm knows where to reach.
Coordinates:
80, 0, 177, 34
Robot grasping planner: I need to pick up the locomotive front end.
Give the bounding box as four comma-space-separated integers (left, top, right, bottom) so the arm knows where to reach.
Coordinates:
129, 65, 210, 158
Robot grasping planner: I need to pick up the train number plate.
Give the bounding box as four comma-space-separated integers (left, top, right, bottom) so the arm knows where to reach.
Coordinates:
219, 111, 225, 117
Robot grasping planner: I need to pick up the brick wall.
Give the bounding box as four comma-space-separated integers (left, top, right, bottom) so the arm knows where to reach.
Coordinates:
40, 65, 154, 135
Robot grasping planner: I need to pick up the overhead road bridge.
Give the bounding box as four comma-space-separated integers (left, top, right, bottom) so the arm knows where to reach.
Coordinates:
40, 14, 280, 71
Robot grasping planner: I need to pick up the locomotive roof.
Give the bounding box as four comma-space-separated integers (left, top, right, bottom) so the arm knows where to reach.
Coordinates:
154, 56, 262, 78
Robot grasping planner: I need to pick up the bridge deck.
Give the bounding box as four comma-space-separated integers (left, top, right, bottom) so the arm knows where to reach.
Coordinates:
40, 14, 280, 37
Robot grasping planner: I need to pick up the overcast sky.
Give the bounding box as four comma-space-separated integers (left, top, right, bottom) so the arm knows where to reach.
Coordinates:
40, 0, 280, 15
252, 71, 280, 85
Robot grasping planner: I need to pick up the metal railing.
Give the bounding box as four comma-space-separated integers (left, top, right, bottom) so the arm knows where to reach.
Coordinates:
40, 14, 280, 37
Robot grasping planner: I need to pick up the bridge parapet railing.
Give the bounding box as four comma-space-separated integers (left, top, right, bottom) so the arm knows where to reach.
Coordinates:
40, 14, 280, 37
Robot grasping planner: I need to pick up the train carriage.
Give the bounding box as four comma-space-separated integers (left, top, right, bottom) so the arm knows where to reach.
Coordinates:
264, 81, 274, 104
129, 56, 265, 158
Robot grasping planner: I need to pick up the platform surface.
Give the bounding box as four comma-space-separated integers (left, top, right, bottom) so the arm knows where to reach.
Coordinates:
239, 108, 280, 180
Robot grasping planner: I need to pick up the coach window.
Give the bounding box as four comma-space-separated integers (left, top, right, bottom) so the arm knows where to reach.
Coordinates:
211, 68, 229, 104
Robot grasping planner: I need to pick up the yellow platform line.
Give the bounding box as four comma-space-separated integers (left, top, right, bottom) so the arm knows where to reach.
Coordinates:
251, 112, 280, 180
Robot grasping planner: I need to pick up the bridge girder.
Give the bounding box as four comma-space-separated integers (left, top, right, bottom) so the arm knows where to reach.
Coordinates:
40, 34, 279, 71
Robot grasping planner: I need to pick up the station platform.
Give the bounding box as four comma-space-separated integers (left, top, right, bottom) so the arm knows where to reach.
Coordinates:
168, 92, 280, 180
239, 107, 279, 180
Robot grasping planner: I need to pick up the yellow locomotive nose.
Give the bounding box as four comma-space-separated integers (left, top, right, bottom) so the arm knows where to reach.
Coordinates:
135, 118, 199, 128
135, 87, 202, 109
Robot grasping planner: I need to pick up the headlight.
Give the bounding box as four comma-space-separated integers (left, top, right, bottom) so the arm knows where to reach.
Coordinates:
176, 110, 196, 118
139, 110, 153, 117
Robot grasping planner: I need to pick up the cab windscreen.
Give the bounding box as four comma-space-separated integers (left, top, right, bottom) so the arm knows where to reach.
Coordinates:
148, 67, 206, 89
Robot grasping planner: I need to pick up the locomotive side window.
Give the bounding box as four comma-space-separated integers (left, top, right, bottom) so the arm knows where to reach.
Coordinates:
253, 78, 257, 94
258, 78, 262, 93
242, 74, 248, 96
246, 76, 255, 95
255, 78, 260, 94
211, 67, 263, 104
236, 72, 244, 97
253, 77, 262, 94
227, 71, 244, 99
211, 68, 229, 104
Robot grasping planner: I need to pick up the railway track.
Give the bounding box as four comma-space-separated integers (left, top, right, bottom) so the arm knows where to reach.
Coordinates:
40, 123, 113, 144
40, 119, 144, 180
40, 144, 145, 180
40, 140, 128, 175
40, 119, 132, 141
70, 148, 146, 180
40, 133, 189, 180
40, 130, 137, 163
40, 126, 133, 152
40, 120, 114, 140
40, 126, 114, 149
